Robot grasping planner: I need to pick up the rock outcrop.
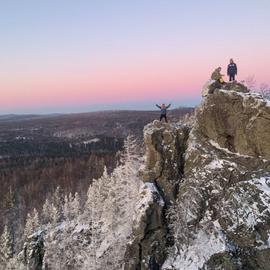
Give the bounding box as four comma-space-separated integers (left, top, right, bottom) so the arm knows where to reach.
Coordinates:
162, 86, 270, 269
124, 121, 190, 270
126, 85, 270, 270
124, 183, 166, 270
141, 120, 190, 204
202, 80, 249, 97
196, 89, 270, 159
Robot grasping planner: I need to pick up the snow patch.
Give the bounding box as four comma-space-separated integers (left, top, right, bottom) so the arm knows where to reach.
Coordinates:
163, 221, 226, 270
73, 223, 89, 234
209, 139, 250, 158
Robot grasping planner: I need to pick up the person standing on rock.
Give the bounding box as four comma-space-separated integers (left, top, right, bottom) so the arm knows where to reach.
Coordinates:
156, 103, 171, 122
227, 59, 237, 81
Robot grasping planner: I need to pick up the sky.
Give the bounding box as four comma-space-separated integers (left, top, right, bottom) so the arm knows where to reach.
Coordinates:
0, 0, 270, 114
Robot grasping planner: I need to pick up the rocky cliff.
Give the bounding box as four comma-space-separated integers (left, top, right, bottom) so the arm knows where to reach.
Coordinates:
133, 85, 270, 269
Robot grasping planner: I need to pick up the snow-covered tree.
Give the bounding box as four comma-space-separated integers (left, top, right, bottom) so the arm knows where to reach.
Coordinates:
63, 192, 81, 221
0, 225, 14, 266
18, 135, 143, 270
41, 186, 64, 226
51, 186, 64, 221
22, 208, 40, 244
79, 136, 142, 269
41, 199, 53, 225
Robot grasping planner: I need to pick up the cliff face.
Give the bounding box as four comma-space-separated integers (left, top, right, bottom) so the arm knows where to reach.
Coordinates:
124, 122, 190, 270
197, 89, 270, 158
142, 121, 190, 204
136, 87, 270, 270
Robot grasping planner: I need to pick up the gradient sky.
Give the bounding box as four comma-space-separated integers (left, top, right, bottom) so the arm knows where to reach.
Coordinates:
0, 0, 270, 114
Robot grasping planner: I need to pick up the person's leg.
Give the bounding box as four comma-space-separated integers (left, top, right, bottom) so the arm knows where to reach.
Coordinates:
160, 114, 166, 122
232, 74, 235, 81
160, 115, 163, 121
164, 115, 168, 123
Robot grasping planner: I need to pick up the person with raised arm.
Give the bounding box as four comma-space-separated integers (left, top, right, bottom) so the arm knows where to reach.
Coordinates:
156, 103, 171, 122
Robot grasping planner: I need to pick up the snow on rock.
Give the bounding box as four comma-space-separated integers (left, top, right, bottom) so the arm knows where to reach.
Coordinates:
209, 139, 251, 158
163, 221, 226, 270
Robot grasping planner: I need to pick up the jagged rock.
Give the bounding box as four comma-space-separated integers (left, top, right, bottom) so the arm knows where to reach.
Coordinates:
196, 90, 270, 159
204, 249, 270, 270
202, 80, 249, 97
141, 120, 190, 204
124, 183, 166, 270
201, 80, 220, 97
222, 81, 249, 93
163, 89, 270, 269
125, 121, 190, 270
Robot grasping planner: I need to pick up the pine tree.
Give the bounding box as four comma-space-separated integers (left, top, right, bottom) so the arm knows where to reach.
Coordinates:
41, 199, 53, 225
38, 135, 143, 270
0, 225, 14, 265
70, 192, 81, 219
41, 186, 64, 226
81, 135, 142, 269
51, 186, 64, 221
22, 208, 40, 244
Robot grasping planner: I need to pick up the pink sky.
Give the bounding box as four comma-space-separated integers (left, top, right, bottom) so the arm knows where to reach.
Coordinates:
0, 1, 270, 113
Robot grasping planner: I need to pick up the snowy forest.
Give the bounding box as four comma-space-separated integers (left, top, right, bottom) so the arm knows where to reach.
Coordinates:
0, 136, 145, 270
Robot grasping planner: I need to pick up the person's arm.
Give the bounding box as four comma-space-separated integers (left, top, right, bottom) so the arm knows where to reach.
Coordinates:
227, 65, 229, 75
235, 64, 237, 75
156, 104, 161, 109
166, 104, 171, 109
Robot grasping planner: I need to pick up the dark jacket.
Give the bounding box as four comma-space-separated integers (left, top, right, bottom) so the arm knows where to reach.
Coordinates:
227, 63, 237, 75
156, 104, 171, 115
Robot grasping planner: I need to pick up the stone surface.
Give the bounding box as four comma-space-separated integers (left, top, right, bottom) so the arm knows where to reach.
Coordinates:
141, 121, 190, 205
222, 81, 249, 93
196, 89, 270, 159
163, 89, 270, 269
125, 121, 190, 270
124, 183, 166, 270
201, 79, 221, 97
202, 80, 250, 97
